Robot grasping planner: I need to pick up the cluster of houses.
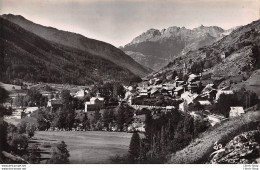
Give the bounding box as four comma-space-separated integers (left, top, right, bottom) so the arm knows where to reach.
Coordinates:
125, 73, 246, 128
3, 78, 247, 132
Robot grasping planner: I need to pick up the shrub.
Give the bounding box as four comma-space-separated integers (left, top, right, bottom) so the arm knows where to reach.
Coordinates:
48, 141, 70, 164
26, 124, 37, 138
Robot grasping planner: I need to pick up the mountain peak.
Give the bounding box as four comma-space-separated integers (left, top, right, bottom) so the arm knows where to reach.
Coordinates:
193, 25, 224, 32
145, 28, 161, 36
2, 14, 26, 20
127, 28, 161, 45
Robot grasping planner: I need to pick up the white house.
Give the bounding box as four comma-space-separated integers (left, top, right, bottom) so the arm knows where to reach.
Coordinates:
74, 89, 89, 98
85, 93, 104, 112
220, 52, 227, 59
215, 89, 233, 101
229, 107, 245, 118
166, 106, 175, 111
188, 74, 199, 82
198, 100, 211, 106
207, 114, 227, 126
24, 107, 39, 114
181, 92, 199, 105
139, 89, 149, 97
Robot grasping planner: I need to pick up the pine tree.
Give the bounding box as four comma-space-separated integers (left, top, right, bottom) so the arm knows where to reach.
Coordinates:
103, 109, 111, 130
138, 139, 147, 162
116, 105, 126, 131
28, 144, 41, 164
48, 141, 70, 164
144, 110, 153, 142
160, 126, 167, 155
128, 131, 140, 160
82, 113, 89, 131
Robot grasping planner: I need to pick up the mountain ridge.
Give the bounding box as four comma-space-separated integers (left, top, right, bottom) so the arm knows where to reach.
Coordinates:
122, 24, 239, 71
127, 25, 225, 46
157, 19, 260, 94
0, 17, 142, 85
2, 14, 151, 78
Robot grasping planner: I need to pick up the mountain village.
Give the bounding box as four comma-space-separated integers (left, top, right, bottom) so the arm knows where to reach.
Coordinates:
2, 63, 253, 134
0, 9, 260, 164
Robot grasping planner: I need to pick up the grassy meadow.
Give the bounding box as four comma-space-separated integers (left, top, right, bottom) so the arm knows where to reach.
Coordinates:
33, 131, 132, 164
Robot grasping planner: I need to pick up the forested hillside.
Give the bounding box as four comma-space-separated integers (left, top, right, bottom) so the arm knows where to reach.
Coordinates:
0, 17, 141, 85
2, 14, 151, 78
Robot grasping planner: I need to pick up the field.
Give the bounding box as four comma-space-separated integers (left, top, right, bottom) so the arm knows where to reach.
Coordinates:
34, 131, 132, 164
0, 82, 22, 91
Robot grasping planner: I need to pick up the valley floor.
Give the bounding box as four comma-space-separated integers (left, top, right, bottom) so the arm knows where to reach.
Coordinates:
33, 131, 132, 164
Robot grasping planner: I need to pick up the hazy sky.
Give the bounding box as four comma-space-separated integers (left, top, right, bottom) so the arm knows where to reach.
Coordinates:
0, 0, 259, 47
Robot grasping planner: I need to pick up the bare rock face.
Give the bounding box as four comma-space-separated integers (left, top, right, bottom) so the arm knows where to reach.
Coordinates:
210, 130, 260, 164
122, 25, 228, 71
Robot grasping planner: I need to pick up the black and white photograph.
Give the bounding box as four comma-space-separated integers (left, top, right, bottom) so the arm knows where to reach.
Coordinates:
0, 0, 260, 168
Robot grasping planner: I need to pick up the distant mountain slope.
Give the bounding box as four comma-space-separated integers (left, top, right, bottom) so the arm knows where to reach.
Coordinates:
159, 19, 260, 93
124, 51, 164, 72
0, 17, 141, 85
122, 25, 238, 71
2, 14, 151, 77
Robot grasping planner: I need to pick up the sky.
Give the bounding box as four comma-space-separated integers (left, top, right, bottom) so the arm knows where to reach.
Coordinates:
0, 0, 259, 47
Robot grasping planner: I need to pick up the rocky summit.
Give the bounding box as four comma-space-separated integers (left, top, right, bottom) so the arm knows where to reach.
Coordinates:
121, 25, 234, 71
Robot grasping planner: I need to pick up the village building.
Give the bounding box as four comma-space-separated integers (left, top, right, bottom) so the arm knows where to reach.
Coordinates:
161, 88, 171, 97
200, 84, 217, 100
24, 107, 39, 114
215, 88, 233, 101
198, 100, 211, 106
165, 87, 175, 96
174, 87, 184, 96
162, 83, 175, 88
229, 107, 245, 118
188, 82, 199, 93
189, 111, 201, 118
47, 98, 63, 111
207, 114, 227, 126
220, 52, 227, 59
201, 79, 214, 87
74, 89, 89, 98
166, 106, 175, 111
155, 80, 162, 85
163, 83, 175, 96
40, 91, 53, 98
181, 92, 199, 105
85, 93, 104, 112
188, 74, 199, 82
175, 80, 185, 87
150, 88, 161, 98
139, 89, 150, 97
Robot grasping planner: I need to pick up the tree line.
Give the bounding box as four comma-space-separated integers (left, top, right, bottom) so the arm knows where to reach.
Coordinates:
0, 86, 69, 164
111, 108, 210, 163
